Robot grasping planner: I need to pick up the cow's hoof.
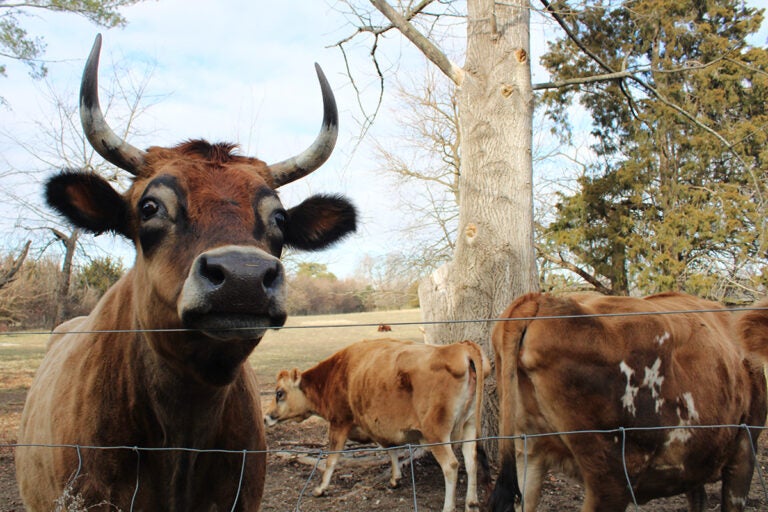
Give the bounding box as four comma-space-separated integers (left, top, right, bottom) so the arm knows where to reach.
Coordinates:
312, 487, 326, 497
389, 478, 401, 489
465, 501, 480, 511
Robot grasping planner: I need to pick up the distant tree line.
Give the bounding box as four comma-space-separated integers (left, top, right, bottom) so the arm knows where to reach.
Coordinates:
0, 254, 123, 330
0, 255, 420, 330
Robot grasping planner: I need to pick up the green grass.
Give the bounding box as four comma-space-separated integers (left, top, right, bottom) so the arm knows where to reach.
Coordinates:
0, 309, 425, 392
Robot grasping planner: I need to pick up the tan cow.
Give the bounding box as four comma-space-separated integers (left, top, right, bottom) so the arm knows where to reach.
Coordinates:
490, 291, 768, 512
16, 34, 356, 511
264, 338, 490, 512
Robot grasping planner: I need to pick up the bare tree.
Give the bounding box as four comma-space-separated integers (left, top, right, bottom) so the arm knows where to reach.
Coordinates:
1, 59, 158, 327
338, 0, 540, 456
371, 68, 460, 273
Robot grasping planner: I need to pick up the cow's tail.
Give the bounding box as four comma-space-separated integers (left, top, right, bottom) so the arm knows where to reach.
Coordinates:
460, 340, 492, 486
464, 340, 489, 450
738, 298, 768, 361
490, 293, 542, 512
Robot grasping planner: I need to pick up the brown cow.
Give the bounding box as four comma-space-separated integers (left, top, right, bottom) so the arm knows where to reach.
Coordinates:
15, 35, 356, 511
490, 292, 768, 512
264, 338, 490, 512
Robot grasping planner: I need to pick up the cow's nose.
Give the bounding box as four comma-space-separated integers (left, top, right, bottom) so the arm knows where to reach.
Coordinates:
197, 251, 283, 304
178, 245, 287, 326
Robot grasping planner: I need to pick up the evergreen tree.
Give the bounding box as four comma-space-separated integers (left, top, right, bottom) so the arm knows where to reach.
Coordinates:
540, 0, 768, 300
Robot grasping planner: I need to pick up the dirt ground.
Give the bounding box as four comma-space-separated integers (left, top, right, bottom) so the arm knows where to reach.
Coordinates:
2, 386, 768, 512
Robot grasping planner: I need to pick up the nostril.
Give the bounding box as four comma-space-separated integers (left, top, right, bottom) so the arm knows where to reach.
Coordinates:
199, 255, 226, 286
262, 263, 282, 291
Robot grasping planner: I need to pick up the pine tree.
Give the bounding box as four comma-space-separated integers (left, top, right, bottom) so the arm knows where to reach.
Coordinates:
540, 0, 768, 301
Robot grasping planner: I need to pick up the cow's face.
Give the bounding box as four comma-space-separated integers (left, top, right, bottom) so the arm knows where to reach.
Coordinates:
264, 368, 313, 426
47, 146, 355, 338
43, 35, 356, 386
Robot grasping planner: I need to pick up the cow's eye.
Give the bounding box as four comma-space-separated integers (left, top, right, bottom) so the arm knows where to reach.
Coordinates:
140, 199, 160, 220
273, 211, 286, 230
276, 389, 285, 401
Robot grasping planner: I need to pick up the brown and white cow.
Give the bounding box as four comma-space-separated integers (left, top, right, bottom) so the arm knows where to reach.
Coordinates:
490, 291, 768, 512
264, 338, 490, 512
15, 34, 356, 511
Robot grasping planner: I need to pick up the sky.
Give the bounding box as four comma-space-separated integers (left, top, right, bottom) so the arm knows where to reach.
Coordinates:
0, 1, 766, 278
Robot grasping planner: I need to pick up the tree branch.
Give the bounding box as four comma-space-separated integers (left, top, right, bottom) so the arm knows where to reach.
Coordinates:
369, 0, 464, 85
0, 240, 31, 290
535, 243, 615, 295
534, 70, 632, 90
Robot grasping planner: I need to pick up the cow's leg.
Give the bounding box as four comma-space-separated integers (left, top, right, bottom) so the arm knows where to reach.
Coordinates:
429, 442, 460, 512
686, 485, 706, 512
387, 449, 403, 488
460, 420, 480, 511
580, 474, 629, 512
313, 425, 350, 497
514, 439, 546, 512
720, 433, 755, 512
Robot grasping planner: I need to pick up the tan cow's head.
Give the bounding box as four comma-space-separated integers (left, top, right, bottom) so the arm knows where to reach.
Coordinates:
264, 368, 313, 426
45, 35, 356, 385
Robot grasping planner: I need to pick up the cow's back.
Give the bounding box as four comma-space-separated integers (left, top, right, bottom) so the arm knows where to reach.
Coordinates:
340, 339, 477, 446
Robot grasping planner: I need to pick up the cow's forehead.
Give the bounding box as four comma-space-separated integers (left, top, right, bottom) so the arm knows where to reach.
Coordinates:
131, 145, 279, 210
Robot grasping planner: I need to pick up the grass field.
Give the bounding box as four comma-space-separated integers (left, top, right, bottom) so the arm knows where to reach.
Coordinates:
249, 308, 424, 385
0, 308, 424, 399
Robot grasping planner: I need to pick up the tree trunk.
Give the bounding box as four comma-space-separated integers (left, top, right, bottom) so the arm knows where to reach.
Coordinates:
418, 0, 538, 461
52, 229, 80, 328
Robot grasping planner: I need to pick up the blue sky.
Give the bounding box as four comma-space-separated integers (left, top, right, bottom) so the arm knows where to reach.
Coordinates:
0, 1, 765, 278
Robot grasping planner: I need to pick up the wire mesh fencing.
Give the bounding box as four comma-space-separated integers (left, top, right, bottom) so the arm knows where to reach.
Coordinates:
7, 423, 768, 511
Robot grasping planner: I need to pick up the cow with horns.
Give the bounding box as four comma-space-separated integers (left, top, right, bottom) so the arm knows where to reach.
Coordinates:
490, 292, 768, 512
15, 34, 356, 511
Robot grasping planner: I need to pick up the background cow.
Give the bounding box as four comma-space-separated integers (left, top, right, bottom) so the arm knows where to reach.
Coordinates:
15, 34, 356, 511
490, 291, 768, 512
264, 338, 489, 512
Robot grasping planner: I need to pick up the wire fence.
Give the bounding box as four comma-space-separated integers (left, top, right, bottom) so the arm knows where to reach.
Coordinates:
6, 423, 768, 511
0, 303, 765, 338
3, 304, 768, 510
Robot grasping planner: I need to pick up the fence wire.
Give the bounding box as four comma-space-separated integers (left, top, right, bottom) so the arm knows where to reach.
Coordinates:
0, 305, 766, 338
6, 423, 768, 511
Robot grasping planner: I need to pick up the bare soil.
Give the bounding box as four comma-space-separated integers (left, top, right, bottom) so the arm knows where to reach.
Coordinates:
2, 386, 768, 511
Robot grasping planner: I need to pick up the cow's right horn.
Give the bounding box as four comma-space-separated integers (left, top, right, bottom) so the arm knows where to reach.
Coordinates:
267, 63, 338, 188
80, 34, 147, 176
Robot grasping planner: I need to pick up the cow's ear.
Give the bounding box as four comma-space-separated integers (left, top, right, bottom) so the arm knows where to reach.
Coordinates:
284, 194, 356, 251
46, 170, 130, 238
289, 368, 301, 385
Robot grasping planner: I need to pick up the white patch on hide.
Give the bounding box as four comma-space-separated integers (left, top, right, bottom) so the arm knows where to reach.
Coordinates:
666, 427, 692, 445
619, 361, 639, 416
679, 392, 699, 421
665, 392, 700, 448
642, 358, 665, 413
655, 332, 671, 346
729, 492, 747, 508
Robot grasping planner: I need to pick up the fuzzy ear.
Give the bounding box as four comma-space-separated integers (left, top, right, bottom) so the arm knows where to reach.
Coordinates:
289, 367, 302, 385
45, 170, 130, 237
284, 194, 356, 251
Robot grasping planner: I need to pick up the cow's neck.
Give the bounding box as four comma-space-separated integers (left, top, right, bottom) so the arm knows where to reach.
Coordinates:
301, 356, 346, 420
90, 273, 235, 445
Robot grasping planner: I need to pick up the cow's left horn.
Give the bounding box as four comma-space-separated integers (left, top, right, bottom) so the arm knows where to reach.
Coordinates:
267, 64, 338, 188
80, 34, 147, 176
